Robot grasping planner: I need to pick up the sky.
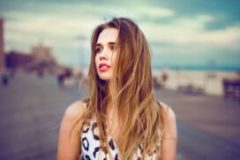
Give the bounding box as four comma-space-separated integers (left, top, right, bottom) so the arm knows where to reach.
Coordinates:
0, 0, 240, 70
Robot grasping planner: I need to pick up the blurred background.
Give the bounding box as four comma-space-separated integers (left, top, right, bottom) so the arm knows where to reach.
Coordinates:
0, 0, 240, 160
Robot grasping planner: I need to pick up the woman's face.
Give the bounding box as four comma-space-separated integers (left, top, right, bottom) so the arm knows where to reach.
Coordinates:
95, 28, 118, 81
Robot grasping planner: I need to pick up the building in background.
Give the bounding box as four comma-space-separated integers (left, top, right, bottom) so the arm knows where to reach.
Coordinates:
5, 43, 59, 77
31, 43, 55, 64
0, 17, 4, 74
5, 50, 33, 71
31, 43, 58, 76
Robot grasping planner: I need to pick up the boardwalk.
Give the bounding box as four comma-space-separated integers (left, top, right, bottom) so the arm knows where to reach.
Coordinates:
0, 72, 240, 160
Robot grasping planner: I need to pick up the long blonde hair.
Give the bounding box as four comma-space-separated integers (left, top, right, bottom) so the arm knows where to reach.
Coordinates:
83, 17, 165, 159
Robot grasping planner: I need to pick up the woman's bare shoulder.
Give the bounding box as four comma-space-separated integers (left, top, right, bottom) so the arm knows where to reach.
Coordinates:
158, 101, 177, 160
57, 100, 87, 159
63, 100, 87, 122
158, 101, 177, 139
158, 101, 176, 121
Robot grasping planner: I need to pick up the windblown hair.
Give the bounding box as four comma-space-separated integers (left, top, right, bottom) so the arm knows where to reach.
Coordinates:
84, 17, 165, 159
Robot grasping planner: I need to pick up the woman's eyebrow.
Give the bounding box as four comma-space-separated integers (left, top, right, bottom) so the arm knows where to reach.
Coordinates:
95, 43, 102, 47
96, 42, 115, 47
108, 42, 116, 45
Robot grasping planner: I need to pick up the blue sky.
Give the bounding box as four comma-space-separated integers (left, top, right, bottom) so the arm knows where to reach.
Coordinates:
0, 0, 240, 70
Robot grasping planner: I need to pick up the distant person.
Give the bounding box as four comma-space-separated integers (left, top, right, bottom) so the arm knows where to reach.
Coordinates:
162, 70, 168, 83
57, 17, 177, 160
57, 72, 65, 87
160, 69, 169, 88
57, 68, 73, 87
1, 71, 10, 86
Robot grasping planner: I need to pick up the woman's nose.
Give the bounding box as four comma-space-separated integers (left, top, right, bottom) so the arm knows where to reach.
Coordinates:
99, 48, 109, 60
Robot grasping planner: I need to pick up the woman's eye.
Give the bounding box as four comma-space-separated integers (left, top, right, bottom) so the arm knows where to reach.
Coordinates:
110, 45, 116, 51
95, 47, 102, 54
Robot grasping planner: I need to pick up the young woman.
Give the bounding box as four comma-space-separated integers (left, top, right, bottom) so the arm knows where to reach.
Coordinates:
57, 17, 177, 160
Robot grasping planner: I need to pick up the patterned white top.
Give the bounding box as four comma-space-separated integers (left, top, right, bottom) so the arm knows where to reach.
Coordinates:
80, 117, 160, 160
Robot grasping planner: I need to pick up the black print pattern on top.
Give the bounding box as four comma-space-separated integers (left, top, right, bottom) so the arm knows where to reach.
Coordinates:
93, 147, 100, 158
80, 118, 160, 159
92, 122, 100, 140
82, 121, 90, 133
114, 154, 119, 160
109, 139, 115, 150
82, 137, 89, 151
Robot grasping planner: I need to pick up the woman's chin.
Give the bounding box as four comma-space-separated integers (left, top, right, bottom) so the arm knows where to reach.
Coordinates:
98, 71, 112, 81
99, 77, 111, 81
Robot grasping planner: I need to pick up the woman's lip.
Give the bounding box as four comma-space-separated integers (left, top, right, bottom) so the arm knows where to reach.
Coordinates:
99, 63, 110, 68
99, 66, 111, 72
98, 64, 111, 72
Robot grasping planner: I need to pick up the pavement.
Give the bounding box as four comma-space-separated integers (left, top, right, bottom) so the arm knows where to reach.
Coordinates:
154, 89, 240, 159
0, 72, 240, 160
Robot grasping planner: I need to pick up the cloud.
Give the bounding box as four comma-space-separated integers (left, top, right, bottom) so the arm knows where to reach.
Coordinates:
3, 3, 175, 52
2, 1, 240, 68
141, 14, 240, 51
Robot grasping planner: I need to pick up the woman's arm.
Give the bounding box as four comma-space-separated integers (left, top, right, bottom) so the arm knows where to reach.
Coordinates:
160, 102, 178, 160
57, 101, 86, 160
